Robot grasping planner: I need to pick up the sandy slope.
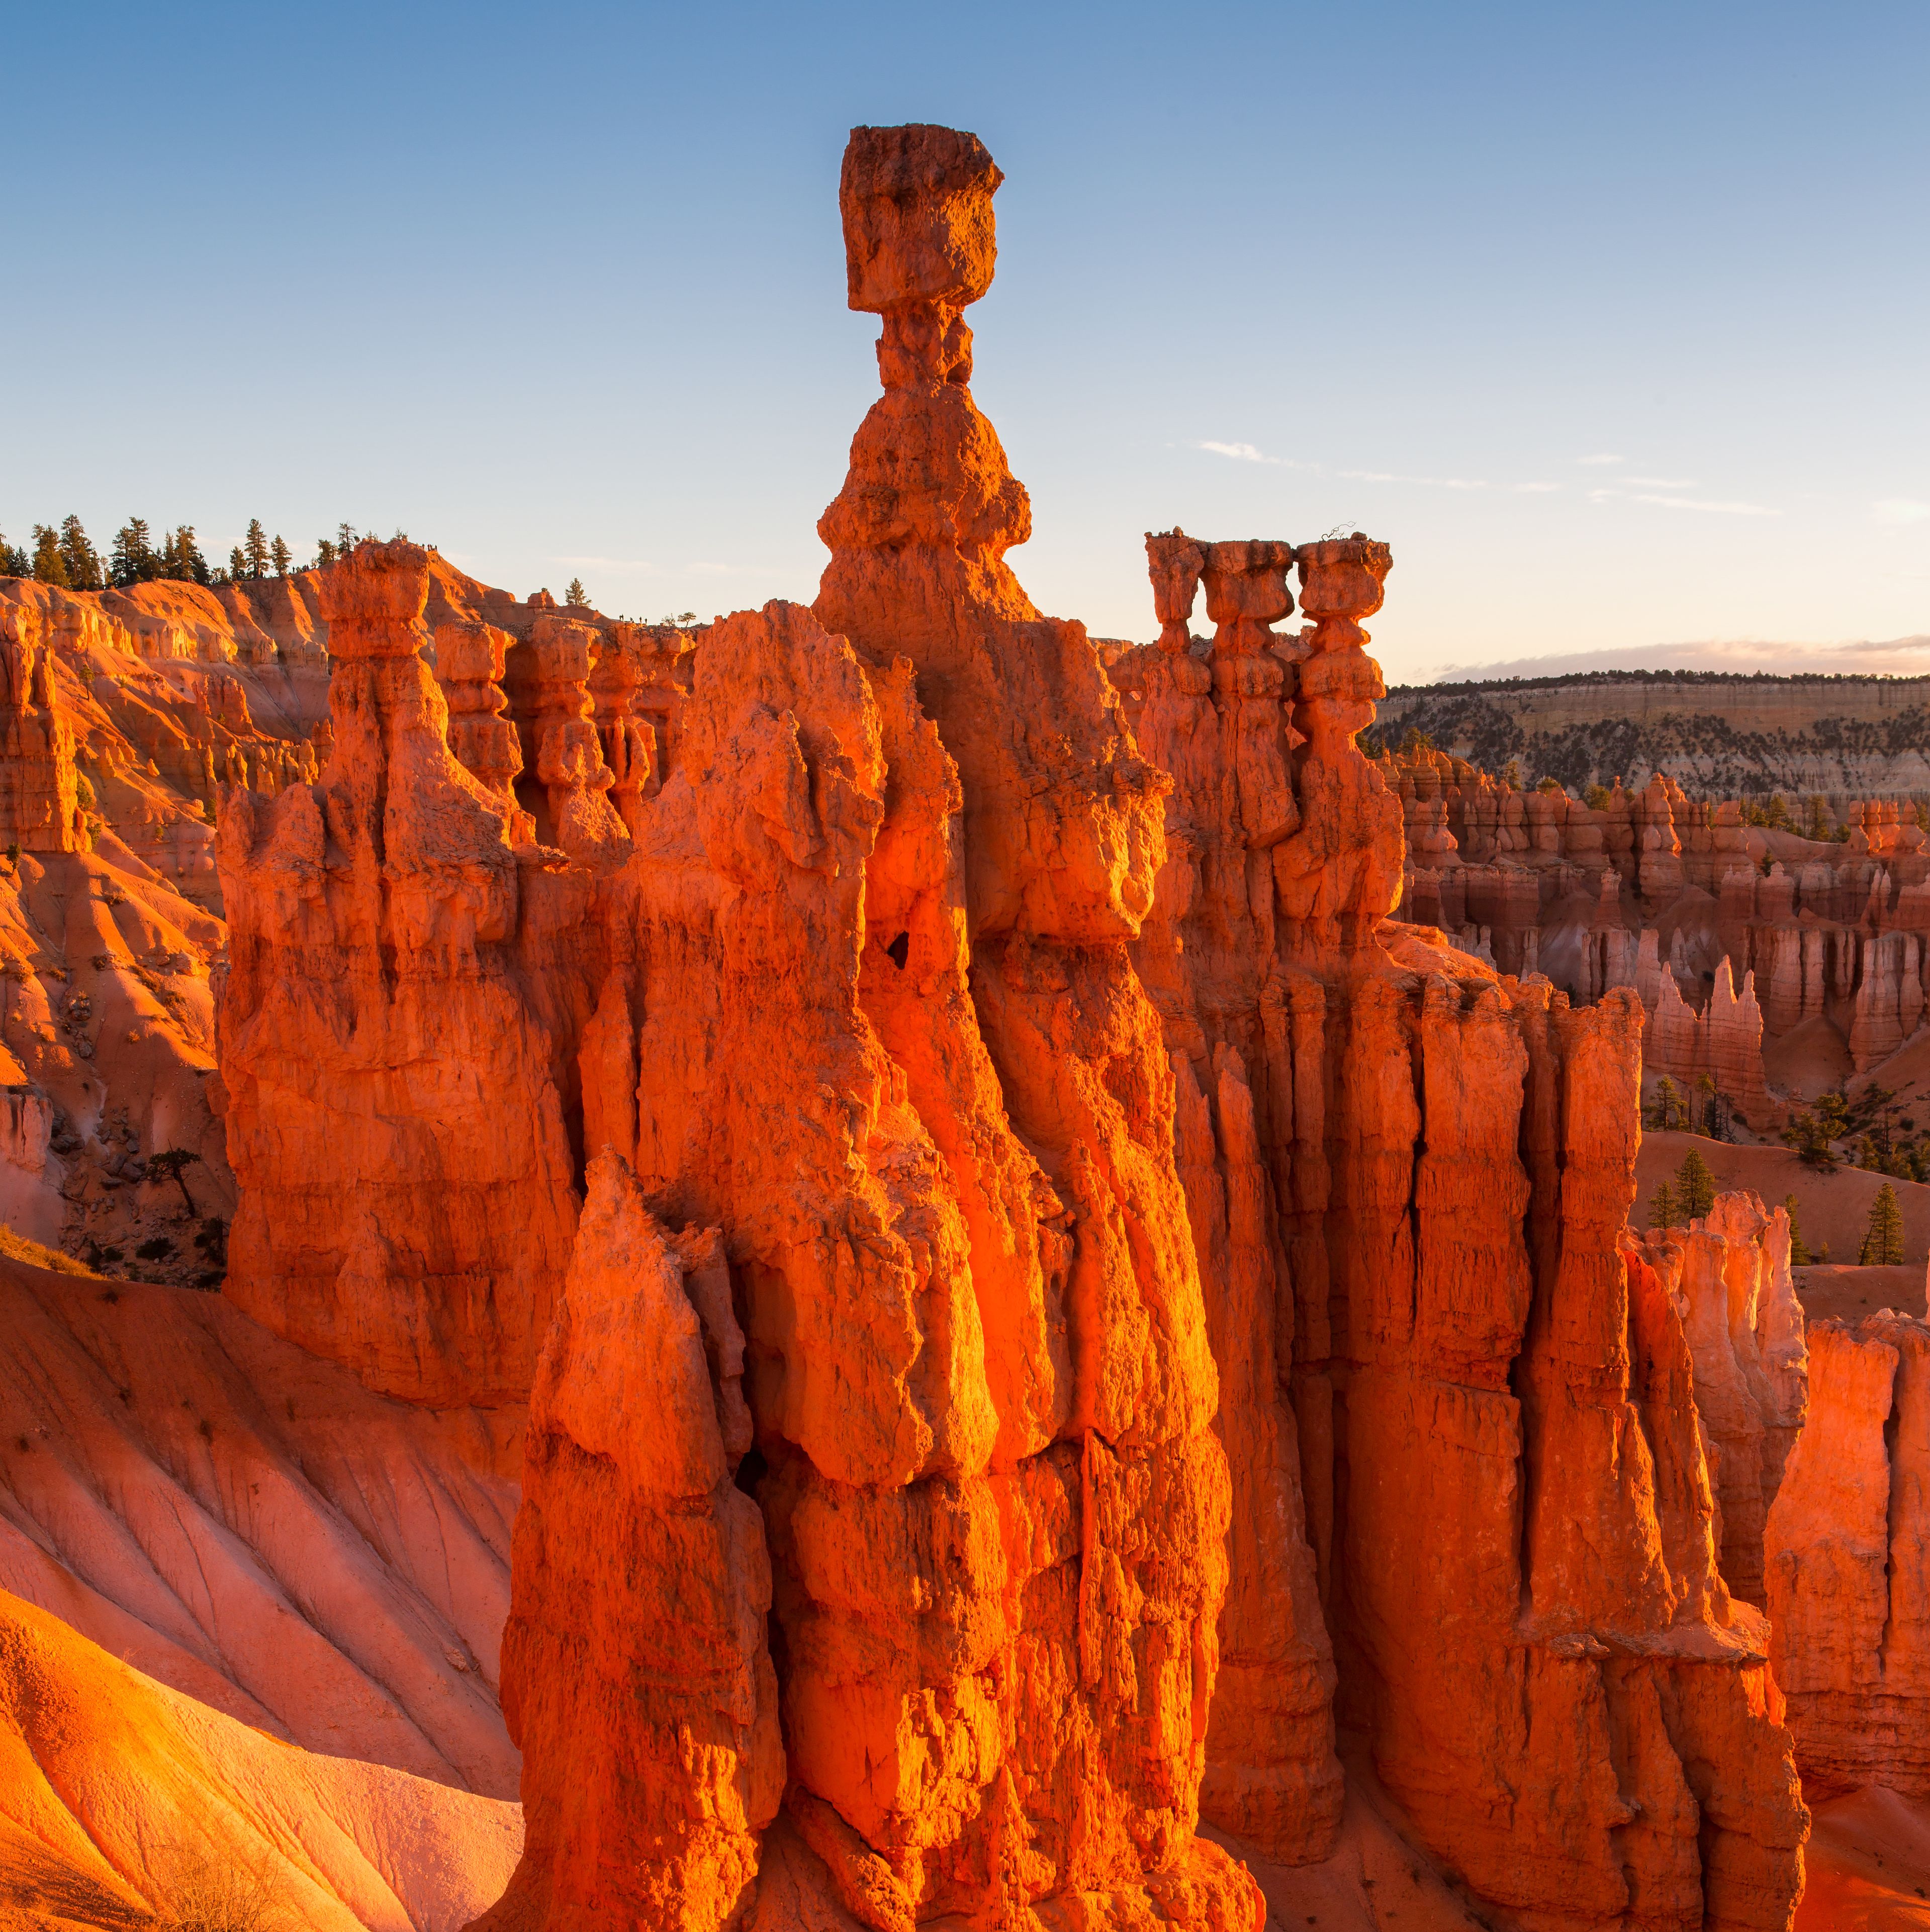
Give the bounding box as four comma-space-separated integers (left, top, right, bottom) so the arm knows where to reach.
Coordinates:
1793, 1262, 1928, 1323
1797, 1786, 1930, 1932
1202, 1748, 1488, 1932
1636, 1131, 1930, 1263
0, 1256, 521, 1798
0, 1586, 519, 1931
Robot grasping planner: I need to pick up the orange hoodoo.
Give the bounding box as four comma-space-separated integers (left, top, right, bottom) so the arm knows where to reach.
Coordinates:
458, 122, 1259, 1929
1121, 504, 1810, 1916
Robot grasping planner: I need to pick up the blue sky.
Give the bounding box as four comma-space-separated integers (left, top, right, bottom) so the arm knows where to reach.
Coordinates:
4, 1, 1926, 682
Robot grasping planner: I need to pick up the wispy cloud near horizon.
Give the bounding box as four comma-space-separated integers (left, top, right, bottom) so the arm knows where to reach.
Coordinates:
549, 554, 660, 573
1587, 488, 1778, 517
1198, 440, 1291, 465
1875, 499, 1930, 524
1340, 468, 1488, 490
1417, 632, 1930, 684
1631, 493, 1778, 516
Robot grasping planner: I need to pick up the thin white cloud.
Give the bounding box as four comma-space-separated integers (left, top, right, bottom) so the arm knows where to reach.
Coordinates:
1630, 493, 1778, 516
550, 555, 660, 574
1513, 482, 1560, 494
1875, 499, 1930, 524
1578, 452, 1624, 466
1587, 488, 1778, 517
1340, 469, 1487, 490
1626, 475, 1697, 489
1198, 440, 1288, 465
1422, 633, 1930, 682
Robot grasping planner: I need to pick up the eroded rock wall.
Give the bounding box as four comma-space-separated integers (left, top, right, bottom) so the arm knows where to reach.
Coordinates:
1767, 1311, 1930, 1799
217, 543, 594, 1408
474, 1156, 779, 1930
1634, 1190, 1808, 1608
1120, 532, 1809, 1922
1382, 743, 1930, 1111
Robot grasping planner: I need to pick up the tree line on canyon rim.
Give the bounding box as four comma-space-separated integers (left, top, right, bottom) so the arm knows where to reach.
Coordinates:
0, 512, 710, 627
2, 514, 417, 591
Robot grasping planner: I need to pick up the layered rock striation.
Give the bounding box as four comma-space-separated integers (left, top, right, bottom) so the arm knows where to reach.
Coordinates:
1633, 1191, 1809, 1608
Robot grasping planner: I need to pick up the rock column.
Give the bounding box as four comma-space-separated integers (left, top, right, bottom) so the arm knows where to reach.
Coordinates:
0, 603, 85, 854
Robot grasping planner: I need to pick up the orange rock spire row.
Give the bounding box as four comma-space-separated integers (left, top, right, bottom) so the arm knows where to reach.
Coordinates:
1115, 509, 1808, 1912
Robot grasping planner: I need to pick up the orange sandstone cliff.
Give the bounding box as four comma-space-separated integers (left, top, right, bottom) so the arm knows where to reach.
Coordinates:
217, 545, 592, 1408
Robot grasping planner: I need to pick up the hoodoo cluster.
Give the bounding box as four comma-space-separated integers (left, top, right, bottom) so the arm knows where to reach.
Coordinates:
16, 119, 1930, 1932
1384, 746, 1930, 1120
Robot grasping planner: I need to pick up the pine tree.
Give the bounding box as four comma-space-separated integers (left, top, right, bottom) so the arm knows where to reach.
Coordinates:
1649, 1074, 1685, 1133
243, 520, 270, 578
270, 535, 292, 577
159, 526, 209, 585
1784, 1194, 1811, 1266
1782, 1092, 1850, 1170
110, 518, 156, 586
227, 545, 248, 582
566, 577, 587, 608
336, 523, 357, 557
1676, 1147, 1716, 1222
30, 527, 70, 588
1648, 1178, 1680, 1231
58, 516, 104, 591
0, 530, 28, 577
1860, 1182, 1905, 1266
314, 538, 337, 567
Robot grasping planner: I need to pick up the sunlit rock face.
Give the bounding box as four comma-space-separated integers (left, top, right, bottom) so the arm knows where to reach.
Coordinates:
1117, 529, 1809, 1918
439, 125, 1258, 1929
1769, 1310, 1930, 1801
